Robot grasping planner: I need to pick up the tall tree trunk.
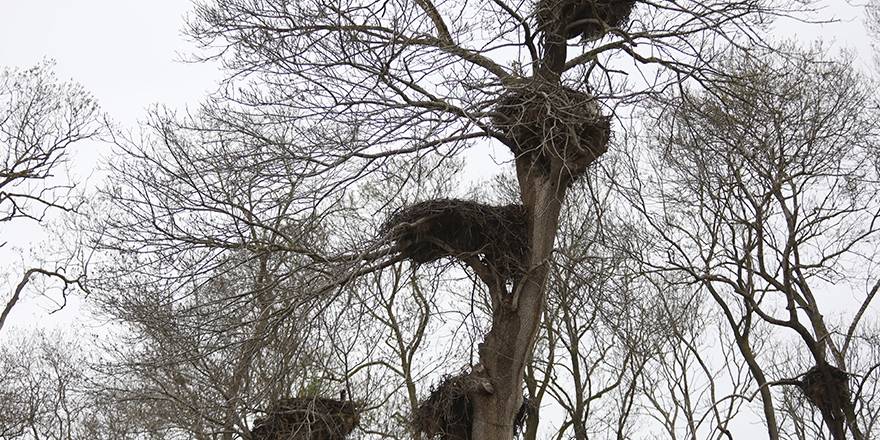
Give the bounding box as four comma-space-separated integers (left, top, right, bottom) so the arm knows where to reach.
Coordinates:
471, 171, 566, 440
469, 14, 606, 433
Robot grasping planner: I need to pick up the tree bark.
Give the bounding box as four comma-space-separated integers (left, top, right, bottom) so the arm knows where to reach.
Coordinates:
471, 170, 566, 440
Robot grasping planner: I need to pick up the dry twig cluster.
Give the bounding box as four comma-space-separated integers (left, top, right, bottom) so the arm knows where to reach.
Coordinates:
493, 80, 611, 180
382, 199, 529, 278
413, 374, 531, 440
537, 0, 637, 39
251, 397, 362, 440
799, 364, 852, 425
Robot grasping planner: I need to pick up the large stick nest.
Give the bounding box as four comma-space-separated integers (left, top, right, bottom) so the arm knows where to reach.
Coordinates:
412, 374, 533, 440
382, 199, 528, 278
251, 397, 362, 440
492, 81, 610, 180
799, 364, 851, 414
537, 0, 636, 40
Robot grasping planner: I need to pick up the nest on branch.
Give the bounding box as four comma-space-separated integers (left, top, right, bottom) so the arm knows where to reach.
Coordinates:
382, 199, 528, 278
492, 81, 610, 180
412, 374, 533, 440
251, 397, 362, 440
537, 0, 636, 40
799, 364, 851, 414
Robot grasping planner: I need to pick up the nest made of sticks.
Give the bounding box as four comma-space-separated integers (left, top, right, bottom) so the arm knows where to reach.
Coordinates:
382, 199, 528, 278
492, 81, 610, 179
800, 364, 851, 413
412, 374, 532, 440
537, 0, 636, 40
251, 397, 362, 440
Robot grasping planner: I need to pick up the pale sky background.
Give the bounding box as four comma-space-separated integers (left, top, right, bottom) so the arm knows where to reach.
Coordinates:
0, 0, 221, 126
0, 0, 224, 331
0, 0, 877, 437
0, 0, 875, 332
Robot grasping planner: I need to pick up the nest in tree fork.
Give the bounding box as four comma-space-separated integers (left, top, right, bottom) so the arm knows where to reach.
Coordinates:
251, 397, 361, 440
412, 374, 533, 440
799, 364, 851, 414
537, 0, 636, 39
382, 199, 528, 278
492, 81, 610, 180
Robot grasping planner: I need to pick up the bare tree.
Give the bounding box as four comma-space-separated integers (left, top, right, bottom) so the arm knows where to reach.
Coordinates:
0, 329, 171, 440
91, 258, 323, 439
525, 183, 644, 439
90, 104, 477, 439
0, 330, 90, 440
520, 177, 758, 439
167, 1, 809, 437
90, 114, 337, 438
0, 62, 101, 333
617, 45, 880, 439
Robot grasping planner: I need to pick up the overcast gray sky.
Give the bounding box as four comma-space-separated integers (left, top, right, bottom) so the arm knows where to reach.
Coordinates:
0, 2, 878, 438
0, 0, 223, 333
0, 0, 875, 332
0, 0, 220, 126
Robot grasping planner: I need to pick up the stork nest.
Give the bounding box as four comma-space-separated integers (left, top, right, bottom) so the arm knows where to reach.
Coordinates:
251, 397, 362, 440
412, 374, 533, 440
492, 81, 610, 180
382, 199, 528, 278
799, 364, 851, 414
537, 0, 636, 40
